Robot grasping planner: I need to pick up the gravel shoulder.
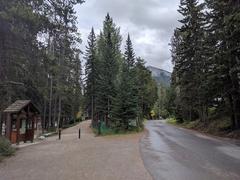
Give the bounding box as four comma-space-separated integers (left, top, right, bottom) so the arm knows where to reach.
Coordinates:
0, 120, 151, 180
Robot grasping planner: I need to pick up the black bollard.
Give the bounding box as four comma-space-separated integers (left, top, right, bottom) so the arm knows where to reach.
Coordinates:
79, 128, 81, 139
98, 120, 101, 136
58, 129, 61, 140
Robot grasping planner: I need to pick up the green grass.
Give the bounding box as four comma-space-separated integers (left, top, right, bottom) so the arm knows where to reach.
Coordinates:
92, 126, 144, 136
182, 120, 200, 129
166, 117, 178, 125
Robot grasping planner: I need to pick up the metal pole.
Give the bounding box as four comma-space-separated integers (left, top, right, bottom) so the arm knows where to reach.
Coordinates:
79, 128, 81, 139
58, 129, 61, 140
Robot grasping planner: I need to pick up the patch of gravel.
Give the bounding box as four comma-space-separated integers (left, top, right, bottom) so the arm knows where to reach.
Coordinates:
0, 120, 152, 180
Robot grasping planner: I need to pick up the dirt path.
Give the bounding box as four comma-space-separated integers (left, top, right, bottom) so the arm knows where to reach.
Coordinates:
0, 120, 151, 180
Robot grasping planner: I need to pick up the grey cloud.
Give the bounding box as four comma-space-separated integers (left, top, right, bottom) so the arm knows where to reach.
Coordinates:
76, 0, 181, 72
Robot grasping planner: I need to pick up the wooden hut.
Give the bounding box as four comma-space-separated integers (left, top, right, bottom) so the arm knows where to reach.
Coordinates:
3, 100, 41, 144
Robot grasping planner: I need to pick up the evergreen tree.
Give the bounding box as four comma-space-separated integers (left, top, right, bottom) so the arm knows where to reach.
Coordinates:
173, 0, 205, 121
205, 0, 240, 129
0, 0, 47, 130
44, 0, 84, 128
225, 0, 240, 129
135, 57, 158, 126
95, 14, 122, 127
169, 0, 240, 130
85, 28, 98, 126
0, 0, 84, 132
112, 35, 137, 130
124, 34, 135, 68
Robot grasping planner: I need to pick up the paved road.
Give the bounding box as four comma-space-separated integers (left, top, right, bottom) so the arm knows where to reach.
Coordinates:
140, 120, 240, 180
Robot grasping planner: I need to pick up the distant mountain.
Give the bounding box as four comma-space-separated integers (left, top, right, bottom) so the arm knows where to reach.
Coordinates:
147, 66, 171, 87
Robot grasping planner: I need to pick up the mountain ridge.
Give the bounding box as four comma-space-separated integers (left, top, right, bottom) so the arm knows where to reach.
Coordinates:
147, 66, 171, 87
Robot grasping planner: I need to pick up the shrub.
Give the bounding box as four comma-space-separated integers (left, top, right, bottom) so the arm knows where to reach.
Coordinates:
208, 107, 217, 117
160, 109, 170, 119
167, 117, 177, 125
0, 136, 15, 156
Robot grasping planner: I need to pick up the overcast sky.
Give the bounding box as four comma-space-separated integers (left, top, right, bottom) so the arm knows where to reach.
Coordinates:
75, 0, 181, 72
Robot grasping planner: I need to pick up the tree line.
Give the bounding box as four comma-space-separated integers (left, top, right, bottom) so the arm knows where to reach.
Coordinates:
167, 0, 240, 130
0, 0, 84, 132
84, 14, 157, 131
0, 1, 157, 134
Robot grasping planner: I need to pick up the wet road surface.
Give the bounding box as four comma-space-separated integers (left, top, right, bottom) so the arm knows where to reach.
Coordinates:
140, 120, 240, 180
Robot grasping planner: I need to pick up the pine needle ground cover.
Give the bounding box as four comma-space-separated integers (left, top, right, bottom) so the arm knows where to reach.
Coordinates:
167, 117, 240, 139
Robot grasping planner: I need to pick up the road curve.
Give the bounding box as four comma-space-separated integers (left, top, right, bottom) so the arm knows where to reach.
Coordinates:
140, 120, 240, 180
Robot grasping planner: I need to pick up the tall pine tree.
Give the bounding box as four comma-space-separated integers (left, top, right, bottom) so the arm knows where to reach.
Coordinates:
95, 14, 122, 127
112, 34, 138, 130
85, 28, 98, 126
173, 0, 206, 121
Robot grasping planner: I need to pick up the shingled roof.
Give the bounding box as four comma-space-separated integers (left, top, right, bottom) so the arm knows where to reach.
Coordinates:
3, 100, 39, 113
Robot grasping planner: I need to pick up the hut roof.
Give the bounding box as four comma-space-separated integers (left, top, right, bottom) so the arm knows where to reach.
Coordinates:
3, 100, 39, 113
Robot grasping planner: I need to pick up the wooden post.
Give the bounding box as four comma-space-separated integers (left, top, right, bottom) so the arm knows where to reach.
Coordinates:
5, 113, 11, 140
25, 106, 30, 143
16, 115, 20, 145
31, 116, 35, 143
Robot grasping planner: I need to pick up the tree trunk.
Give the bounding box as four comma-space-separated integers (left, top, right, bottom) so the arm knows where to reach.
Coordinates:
91, 96, 94, 120
189, 107, 192, 121
48, 76, 53, 128
230, 68, 240, 129
72, 104, 75, 124
53, 95, 57, 128
0, 111, 2, 135
43, 98, 47, 132
57, 97, 62, 129
229, 95, 236, 130
91, 95, 95, 126
106, 98, 110, 127
232, 95, 240, 129
203, 105, 208, 125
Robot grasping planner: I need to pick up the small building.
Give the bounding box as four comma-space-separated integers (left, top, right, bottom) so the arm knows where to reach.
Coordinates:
2, 100, 41, 144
